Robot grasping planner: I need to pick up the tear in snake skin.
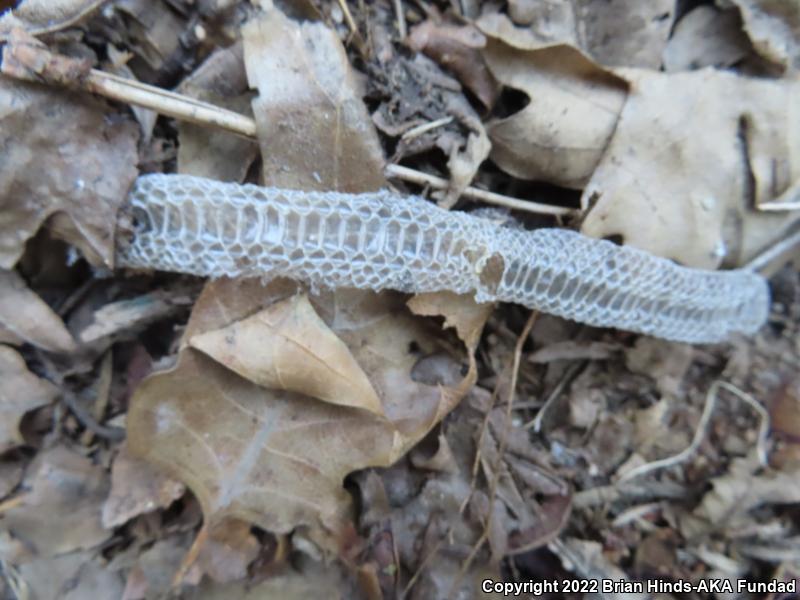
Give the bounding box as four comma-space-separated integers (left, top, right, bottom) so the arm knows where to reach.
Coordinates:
117, 174, 770, 343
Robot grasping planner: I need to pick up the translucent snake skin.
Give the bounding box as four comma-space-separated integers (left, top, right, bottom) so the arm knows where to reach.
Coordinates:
117, 174, 770, 343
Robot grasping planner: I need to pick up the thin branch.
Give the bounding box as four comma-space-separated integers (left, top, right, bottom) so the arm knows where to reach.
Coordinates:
400, 116, 453, 141
525, 360, 585, 431
451, 311, 537, 593
745, 228, 800, 273
85, 70, 258, 138
757, 179, 800, 211
1, 35, 577, 219
394, 0, 408, 39
618, 380, 770, 482
385, 164, 578, 217
62, 392, 126, 442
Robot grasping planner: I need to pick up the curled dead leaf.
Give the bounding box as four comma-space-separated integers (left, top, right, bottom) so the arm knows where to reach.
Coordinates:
1, 445, 110, 556
663, 5, 753, 72
480, 41, 627, 188
128, 278, 489, 550
476, 12, 579, 50
189, 293, 385, 416
0, 346, 58, 452
196, 519, 260, 584
0, 270, 76, 353
407, 20, 500, 109
575, 0, 675, 69
730, 0, 800, 71
0, 77, 138, 269
0, 0, 106, 40
177, 42, 259, 183
581, 69, 800, 267
102, 443, 185, 529
242, 9, 386, 192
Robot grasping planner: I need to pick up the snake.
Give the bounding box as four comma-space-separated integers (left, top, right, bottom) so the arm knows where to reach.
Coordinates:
116, 173, 770, 344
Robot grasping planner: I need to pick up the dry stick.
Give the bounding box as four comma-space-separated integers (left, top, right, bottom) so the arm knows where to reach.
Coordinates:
757, 179, 800, 211
394, 0, 408, 38
384, 164, 577, 217
618, 380, 770, 482
80, 350, 113, 446
62, 391, 126, 442
2, 58, 573, 218
451, 311, 538, 593
85, 69, 258, 138
745, 228, 800, 273
172, 524, 209, 588
400, 116, 453, 141
524, 360, 585, 431
403, 313, 538, 598
335, 0, 367, 54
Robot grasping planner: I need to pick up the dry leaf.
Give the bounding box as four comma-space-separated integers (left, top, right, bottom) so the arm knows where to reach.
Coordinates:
729, 0, 800, 70
437, 117, 492, 208
0, 459, 24, 500
0, 77, 138, 268
1, 445, 110, 556
242, 8, 386, 192
177, 42, 259, 182
114, 0, 187, 76
102, 443, 185, 529
663, 5, 753, 72
581, 69, 800, 268
196, 519, 260, 584
407, 20, 500, 109
624, 338, 694, 398
476, 11, 579, 51
503, 0, 579, 40
119, 533, 196, 600
407, 290, 493, 350
693, 456, 800, 526
480, 41, 627, 188
551, 537, 634, 591
0, 346, 58, 452
128, 278, 488, 550
0, 0, 106, 40
0, 270, 76, 353
575, 0, 675, 68
768, 376, 800, 470
479, 1, 674, 69
187, 561, 351, 599
189, 293, 384, 416
78, 291, 183, 345
8, 549, 124, 600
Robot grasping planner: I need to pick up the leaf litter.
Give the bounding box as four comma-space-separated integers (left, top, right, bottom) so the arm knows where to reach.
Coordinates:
0, 0, 799, 597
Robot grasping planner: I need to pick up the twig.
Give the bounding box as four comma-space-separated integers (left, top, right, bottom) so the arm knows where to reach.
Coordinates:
618, 380, 769, 482
400, 116, 453, 141
611, 502, 661, 529
745, 228, 800, 273
173, 524, 208, 588
84, 70, 257, 138
0, 493, 28, 514
2, 38, 578, 220
451, 311, 537, 593
0, 35, 257, 139
757, 179, 800, 211
524, 360, 585, 431
62, 392, 126, 442
572, 480, 689, 508
80, 350, 113, 446
394, 0, 408, 38
385, 164, 577, 217
335, 0, 365, 51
